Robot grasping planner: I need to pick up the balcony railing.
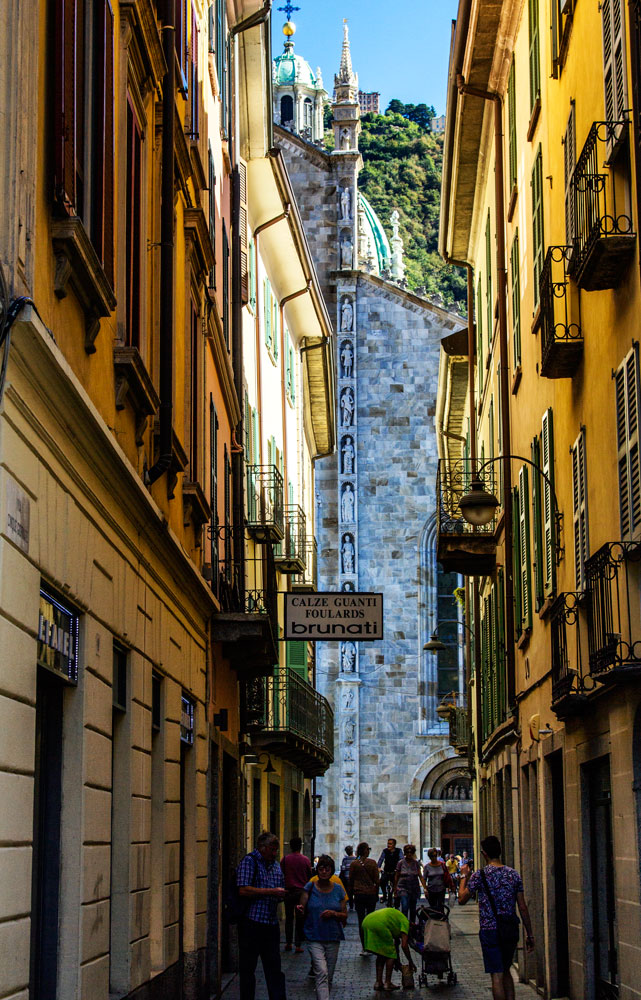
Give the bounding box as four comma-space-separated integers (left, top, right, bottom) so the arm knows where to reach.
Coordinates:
212, 525, 279, 677
246, 464, 284, 543
448, 707, 470, 756
275, 505, 307, 574
292, 537, 318, 592
570, 120, 636, 290
586, 541, 641, 681
550, 592, 592, 717
251, 667, 334, 776
539, 246, 582, 378
436, 459, 498, 576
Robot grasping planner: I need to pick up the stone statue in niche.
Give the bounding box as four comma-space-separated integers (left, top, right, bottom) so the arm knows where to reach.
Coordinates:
340, 234, 353, 269
340, 387, 354, 427
341, 483, 355, 523
341, 533, 355, 574
342, 687, 355, 710
343, 743, 355, 763
344, 718, 355, 743
342, 778, 355, 804
341, 436, 355, 474
340, 340, 354, 377
340, 128, 351, 150
339, 186, 352, 221
341, 641, 356, 672
342, 581, 355, 592
341, 299, 354, 332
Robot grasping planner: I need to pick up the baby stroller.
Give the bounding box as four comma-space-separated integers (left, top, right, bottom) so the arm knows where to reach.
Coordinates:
409, 904, 457, 987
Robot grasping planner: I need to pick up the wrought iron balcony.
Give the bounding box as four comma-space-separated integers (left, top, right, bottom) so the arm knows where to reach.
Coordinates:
570, 120, 636, 290
550, 593, 592, 718
586, 541, 641, 682
275, 505, 307, 574
292, 537, 318, 592
539, 246, 582, 378
211, 526, 279, 678
448, 707, 470, 756
246, 464, 284, 543
436, 459, 498, 576
250, 667, 334, 777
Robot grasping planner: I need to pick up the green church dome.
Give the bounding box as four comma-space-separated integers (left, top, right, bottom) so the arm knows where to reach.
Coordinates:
358, 194, 391, 274
273, 42, 320, 89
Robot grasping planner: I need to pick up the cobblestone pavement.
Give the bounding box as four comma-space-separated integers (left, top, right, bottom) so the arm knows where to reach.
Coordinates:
222, 899, 539, 999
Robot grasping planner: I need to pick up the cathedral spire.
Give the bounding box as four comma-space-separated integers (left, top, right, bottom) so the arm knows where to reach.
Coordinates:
338, 19, 356, 85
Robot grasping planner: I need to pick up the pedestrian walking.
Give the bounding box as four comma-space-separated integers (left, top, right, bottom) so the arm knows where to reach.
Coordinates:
349, 841, 380, 955
296, 855, 347, 1000
339, 845, 355, 909
458, 835, 535, 1000
280, 837, 312, 953
446, 853, 460, 902
377, 838, 403, 905
423, 847, 452, 913
393, 844, 427, 925
236, 831, 287, 1000
361, 907, 416, 991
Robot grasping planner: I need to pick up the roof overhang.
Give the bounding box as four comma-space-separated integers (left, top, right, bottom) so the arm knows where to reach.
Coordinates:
439, 0, 522, 265
247, 149, 335, 458
236, 2, 273, 160
436, 334, 469, 464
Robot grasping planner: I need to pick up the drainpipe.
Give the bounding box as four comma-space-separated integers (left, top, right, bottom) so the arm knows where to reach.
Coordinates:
146, 0, 175, 485
456, 75, 516, 714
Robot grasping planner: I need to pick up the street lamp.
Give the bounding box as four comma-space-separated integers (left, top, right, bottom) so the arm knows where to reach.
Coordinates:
242, 750, 275, 773
423, 619, 474, 653
459, 455, 562, 537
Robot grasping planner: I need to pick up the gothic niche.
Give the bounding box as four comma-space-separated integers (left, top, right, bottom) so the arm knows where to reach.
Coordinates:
338, 184, 352, 222
341, 532, 355, 574
341, 297, 354, 332
340, 229, 353, 269
342, 580, 355, 592
341, 640, 356, 672
341, 482, 355, 522
340, 387, 354, 427
341, 435, 355, 474
441, 777, 472, 801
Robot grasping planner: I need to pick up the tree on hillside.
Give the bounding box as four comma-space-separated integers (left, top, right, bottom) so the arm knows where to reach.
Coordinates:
384, 100, 436, 132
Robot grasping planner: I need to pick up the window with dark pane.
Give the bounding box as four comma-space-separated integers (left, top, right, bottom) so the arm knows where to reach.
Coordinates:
113, 642, 127, 713
125, 98, 142, 348
436, 563, 460, 702
152, 671, 162, 733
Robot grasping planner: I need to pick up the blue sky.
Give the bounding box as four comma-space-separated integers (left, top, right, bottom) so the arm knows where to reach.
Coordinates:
271, 0, 460, 115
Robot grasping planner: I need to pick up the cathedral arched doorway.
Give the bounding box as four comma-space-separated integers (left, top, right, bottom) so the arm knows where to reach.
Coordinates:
409, 751, 473, 861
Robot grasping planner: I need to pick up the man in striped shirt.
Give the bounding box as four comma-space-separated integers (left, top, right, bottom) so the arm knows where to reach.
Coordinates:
237, 831, 287, 999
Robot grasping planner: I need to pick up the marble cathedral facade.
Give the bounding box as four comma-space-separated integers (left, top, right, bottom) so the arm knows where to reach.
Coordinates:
274, 21, 472, 859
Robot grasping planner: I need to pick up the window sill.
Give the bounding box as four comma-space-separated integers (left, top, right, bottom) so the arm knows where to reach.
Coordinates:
527, 97, 541, 143
507, 185, 518, 223
531, 302, 542, 335
152, 423, 188, 500
511, 365, 522, 394
185, 206, 215, 279
113, 345, 160, 445
267, 347, 278, 367
183, 480, 211, 540
538, 595, 555, 620
517, 629, 531, 651
52, 217, 116, 353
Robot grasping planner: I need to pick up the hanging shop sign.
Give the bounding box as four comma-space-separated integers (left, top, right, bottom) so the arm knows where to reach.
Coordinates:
284, 592, 383, 641
37, 587, 79, 683
6, 477, 30, 554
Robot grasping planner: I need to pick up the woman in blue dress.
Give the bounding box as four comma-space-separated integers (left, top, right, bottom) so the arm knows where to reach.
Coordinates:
297, 855, 348, 1000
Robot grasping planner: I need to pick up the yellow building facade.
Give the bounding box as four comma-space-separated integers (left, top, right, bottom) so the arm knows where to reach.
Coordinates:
440, 1, 641, 997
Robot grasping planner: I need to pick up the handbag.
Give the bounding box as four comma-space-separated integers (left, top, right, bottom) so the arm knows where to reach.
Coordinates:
480, 868, 520, 946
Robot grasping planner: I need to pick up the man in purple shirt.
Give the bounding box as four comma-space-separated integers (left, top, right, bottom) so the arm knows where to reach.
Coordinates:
280, 836, 312, 952
458, 835, 534, 1000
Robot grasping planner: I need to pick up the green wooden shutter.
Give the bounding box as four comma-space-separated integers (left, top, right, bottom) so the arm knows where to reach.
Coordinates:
531, 436, 544, 611
273, 298, 279, 360
489, 397, 495, 464
542, 408, 556, 597
249, 239, 256, 310
486, 213, 492, 354
496, 569, 506, 721
615, 345, 640, 537
572, 428, 590, 590
252, 407, 259, 465
489, 585, 498, 733
512, 485, 522, 639
528, 0, 540, 113
511, 230, 521, 368
476, 276, 483, 397
244, 392, 250, 458
519, 465, 532, 631
531, 147, 544, 309
564, 106, 576, 246
508, 60, 517, 192
603, 0, 627, 123
264, 278, 271, 351
286, 640, 308, 680
481, 595, 491, 741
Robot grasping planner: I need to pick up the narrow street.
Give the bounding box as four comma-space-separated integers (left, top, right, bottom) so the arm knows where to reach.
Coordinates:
223, 901, 539, 1000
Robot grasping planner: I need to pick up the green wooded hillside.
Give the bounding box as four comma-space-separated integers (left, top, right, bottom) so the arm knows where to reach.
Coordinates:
327, 106, 466, 310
